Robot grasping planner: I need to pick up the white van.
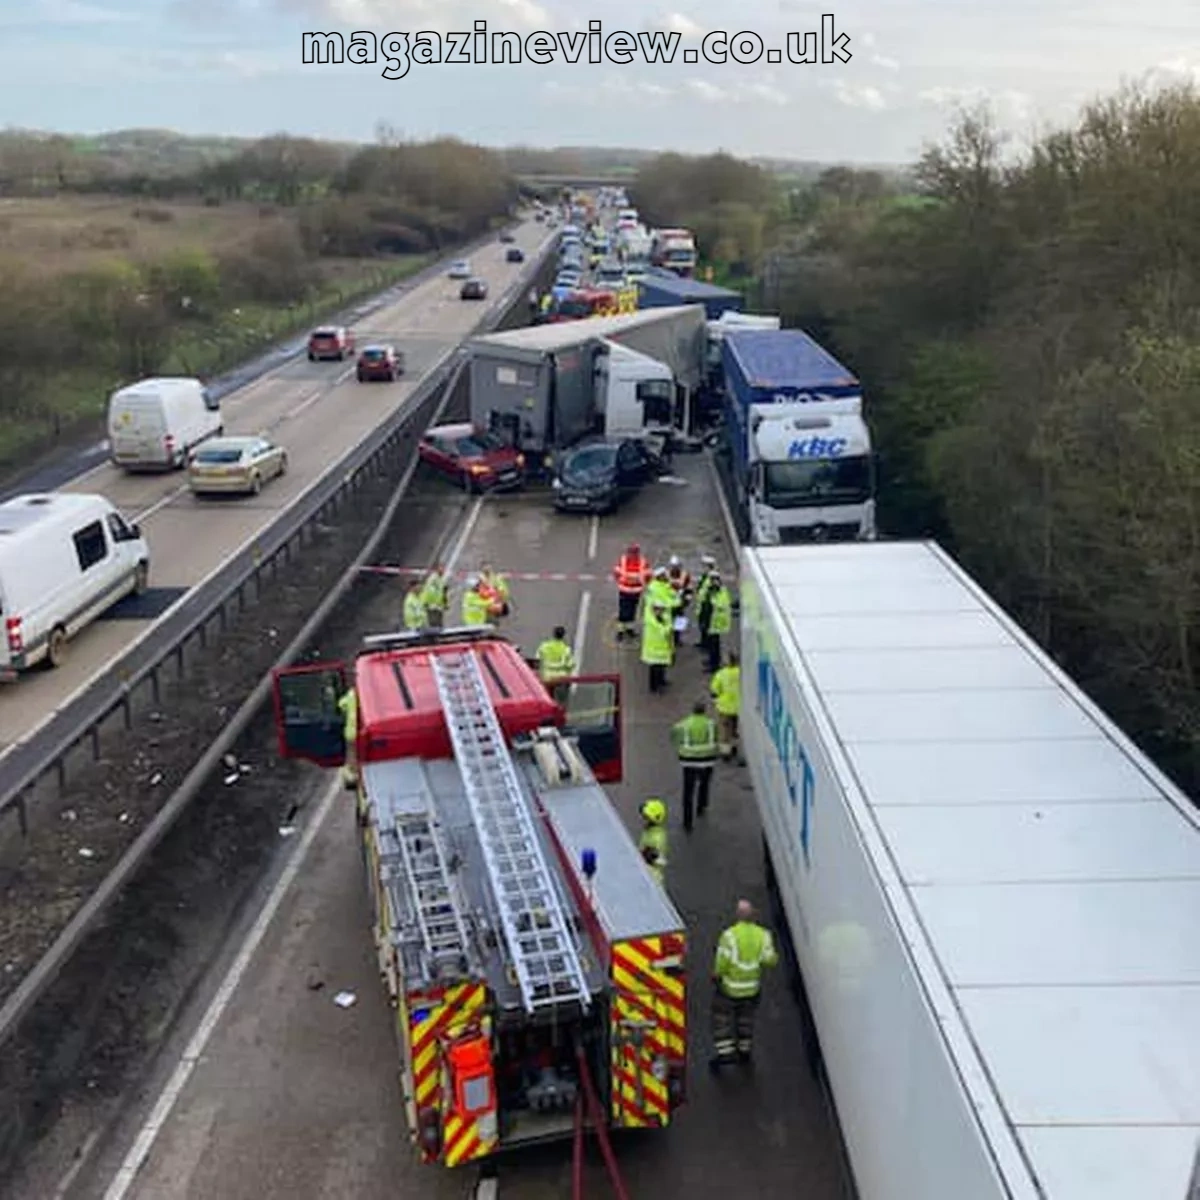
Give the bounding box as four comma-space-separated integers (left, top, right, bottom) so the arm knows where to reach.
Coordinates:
0, 493, 150, 676
108, 377, 222, 471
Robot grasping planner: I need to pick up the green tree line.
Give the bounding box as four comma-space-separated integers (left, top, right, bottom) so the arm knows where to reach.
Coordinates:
769, 86, 1199, 789
0, 133, 519, 465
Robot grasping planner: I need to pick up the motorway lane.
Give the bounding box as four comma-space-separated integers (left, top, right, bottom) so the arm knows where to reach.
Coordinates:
0, 221, 550, 757
79, 459, 847, 1200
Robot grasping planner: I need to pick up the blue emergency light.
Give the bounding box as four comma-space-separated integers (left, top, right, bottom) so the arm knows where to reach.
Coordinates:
581, 848, 597, 879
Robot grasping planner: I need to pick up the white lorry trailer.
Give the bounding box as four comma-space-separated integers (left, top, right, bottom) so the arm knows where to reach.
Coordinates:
740, 540, 1200, 1200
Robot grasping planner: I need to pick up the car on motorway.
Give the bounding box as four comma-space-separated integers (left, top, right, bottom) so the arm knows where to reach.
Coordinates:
555, 266, 583, 289
551, 435, 664, 514
447, 259, 471, 279
307, 325, 355, 361
0, 492, 149, 675
187, 435, 288, 497
356, 344, 406, 381
593, 261, 628, 289
460, 277, 488, 300
499, 231, 515, 243
505, 246, 525, 264
418, 423, 524, 492
108, 376, 223, 471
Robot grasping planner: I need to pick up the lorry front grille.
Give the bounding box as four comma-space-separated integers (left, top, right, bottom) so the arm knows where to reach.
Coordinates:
780, 522, 861, 545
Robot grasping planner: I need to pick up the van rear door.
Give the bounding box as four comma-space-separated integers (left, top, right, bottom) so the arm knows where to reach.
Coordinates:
110, 395, 167, 467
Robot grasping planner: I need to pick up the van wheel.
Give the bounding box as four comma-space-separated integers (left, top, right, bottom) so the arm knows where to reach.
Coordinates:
46, 626, 67, 668
216, 425, 224, 436
134, 561, 149, 595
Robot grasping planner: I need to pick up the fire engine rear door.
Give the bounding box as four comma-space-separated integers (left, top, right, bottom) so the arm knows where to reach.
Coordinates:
271, 661, 348, 766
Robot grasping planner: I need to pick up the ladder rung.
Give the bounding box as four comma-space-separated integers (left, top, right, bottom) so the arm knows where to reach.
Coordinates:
431, 651, 590, 1014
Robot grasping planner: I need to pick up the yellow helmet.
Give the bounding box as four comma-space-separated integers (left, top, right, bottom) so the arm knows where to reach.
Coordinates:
641, 798, 666, 825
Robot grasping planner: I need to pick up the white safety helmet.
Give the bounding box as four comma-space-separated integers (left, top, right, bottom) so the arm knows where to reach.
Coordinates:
465, 573, 480, 588
700, 554, 716, 567
653, 566, 668, 578
668, 555, 681, 568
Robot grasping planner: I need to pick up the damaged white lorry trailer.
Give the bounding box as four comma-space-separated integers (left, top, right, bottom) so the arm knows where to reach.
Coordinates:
740, 539, 1200, 1200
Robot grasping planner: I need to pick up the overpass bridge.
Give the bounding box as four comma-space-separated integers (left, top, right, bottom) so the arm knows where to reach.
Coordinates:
516, 174, 633, 191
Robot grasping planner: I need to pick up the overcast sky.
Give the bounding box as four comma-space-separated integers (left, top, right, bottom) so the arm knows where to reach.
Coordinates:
1, 0, 1197, 162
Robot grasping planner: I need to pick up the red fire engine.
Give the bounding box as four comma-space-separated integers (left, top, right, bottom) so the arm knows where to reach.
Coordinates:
271, 627, 687, 1169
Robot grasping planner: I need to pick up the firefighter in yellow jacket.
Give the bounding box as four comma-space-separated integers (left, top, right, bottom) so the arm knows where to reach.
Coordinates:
710, 899, 778, 1069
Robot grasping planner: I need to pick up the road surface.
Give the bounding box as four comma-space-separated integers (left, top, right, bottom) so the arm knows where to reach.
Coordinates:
70, 454, 849, 1200
0, 221, 550, 762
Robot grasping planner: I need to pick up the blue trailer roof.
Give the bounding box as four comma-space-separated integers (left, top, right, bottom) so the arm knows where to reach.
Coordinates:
639, 272, 742, 301
724, 329, 858, 390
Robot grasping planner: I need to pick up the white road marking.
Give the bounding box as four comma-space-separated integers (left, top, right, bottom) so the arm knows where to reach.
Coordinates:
444, 496, 484, 574
52, 1128, 101, 1199
101, 774, 343, 1200
133, 484, 189, 523
586, 514, 599, 561
572, 590, 591, 673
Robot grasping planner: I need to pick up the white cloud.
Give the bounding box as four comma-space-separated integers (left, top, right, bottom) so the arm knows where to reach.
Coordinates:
658, 11, 704, 38
870, 53, 899, 71
320, 0, 550, 32
542, 72, 787, 107
543, 76, 674, 101
1150, 56, 1200, 84
23, 0, 131, 21
685, 78, 787, 105
860, 31, 876, 48
831, 81, 887, 111
918, 85, 1032, 121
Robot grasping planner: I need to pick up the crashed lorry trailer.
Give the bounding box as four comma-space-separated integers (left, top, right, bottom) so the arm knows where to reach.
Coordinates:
272, 627, 687, 1169
467, 305, 707, 465
740, 540, 1200, 1200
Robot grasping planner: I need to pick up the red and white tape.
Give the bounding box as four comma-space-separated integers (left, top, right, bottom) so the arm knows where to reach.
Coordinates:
358, 564, 603, 583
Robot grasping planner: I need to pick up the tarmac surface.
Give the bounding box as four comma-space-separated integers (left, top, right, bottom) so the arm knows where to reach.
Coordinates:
64, 453, 849, 1200
0, 218, 549, 760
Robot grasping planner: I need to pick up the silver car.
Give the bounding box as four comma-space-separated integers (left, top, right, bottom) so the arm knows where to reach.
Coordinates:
188, 435, 287, 496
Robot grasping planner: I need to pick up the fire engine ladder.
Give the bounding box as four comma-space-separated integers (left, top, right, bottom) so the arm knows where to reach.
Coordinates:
390, 810, 472, 977
431, 650, 591, 1013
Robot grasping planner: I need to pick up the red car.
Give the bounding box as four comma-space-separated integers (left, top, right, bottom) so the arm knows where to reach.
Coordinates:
356, 344, 405, 381
418, 422, 524, 492
307, 325, 355, 361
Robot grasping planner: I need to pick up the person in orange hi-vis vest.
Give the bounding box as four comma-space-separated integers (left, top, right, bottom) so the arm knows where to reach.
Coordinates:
612, 541, 651, 640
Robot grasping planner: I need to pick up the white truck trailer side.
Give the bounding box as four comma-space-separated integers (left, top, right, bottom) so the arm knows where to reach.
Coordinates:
740, 540, 1200, 1200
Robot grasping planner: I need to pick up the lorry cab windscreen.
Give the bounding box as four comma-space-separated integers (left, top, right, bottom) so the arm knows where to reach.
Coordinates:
764, 456, 872, 508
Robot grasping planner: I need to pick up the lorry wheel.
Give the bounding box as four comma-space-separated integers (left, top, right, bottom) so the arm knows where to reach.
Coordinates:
134, 561, 149, 595
46, 626, 67, 668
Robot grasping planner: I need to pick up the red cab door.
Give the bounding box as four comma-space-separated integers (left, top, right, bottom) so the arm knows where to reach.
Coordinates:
558, 673, 623, 783
271, 661, 348, 767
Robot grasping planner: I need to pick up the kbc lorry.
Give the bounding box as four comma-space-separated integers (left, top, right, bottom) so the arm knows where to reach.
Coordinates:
721, 328, 876, 545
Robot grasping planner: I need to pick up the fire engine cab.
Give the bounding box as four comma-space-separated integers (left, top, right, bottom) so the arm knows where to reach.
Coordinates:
271, 627, 688, 1169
